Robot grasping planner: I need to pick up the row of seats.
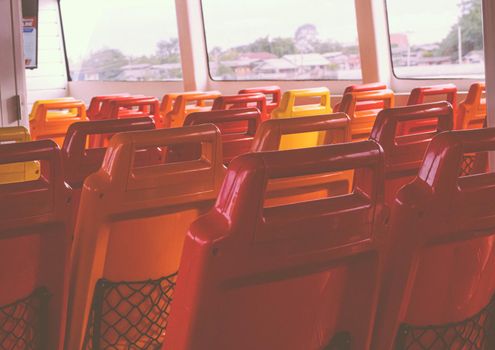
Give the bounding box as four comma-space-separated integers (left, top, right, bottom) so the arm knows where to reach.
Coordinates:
0, 82, 489, 349
26, 82, 486, 149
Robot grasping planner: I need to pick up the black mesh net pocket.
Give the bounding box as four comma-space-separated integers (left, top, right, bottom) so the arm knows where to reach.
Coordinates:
0, 287, 50, 350
460, 154, 477, 176
395, 296, 495, 349
83, 272, 178, 350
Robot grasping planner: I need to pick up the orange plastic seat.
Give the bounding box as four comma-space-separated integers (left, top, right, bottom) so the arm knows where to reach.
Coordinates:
29, 99, 88, 147
271, 87, 333, 149
400, 84, 458, 134
164, 91, 222, 128
0, 126, 40, 184
67, 124, 224, 350
0, 140, 72, 350
373, 128, 495, 349
160, 91, 219, 122
334, 82, 388, 111
457, 82, 486, 130
166, 141, 387, 350
212, 93, 268, 122
251, 113, 353, 206
29, 97, 79, 120
370, 102, 454, 204
177, 108, 261, 164
87, 94, 130, 119
238, 85, 281, 114
338, 89, 395, 141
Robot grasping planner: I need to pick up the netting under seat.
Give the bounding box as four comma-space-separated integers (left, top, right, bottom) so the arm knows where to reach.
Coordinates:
0, 287, 50, 350
83, 272, 178, 350
395, 295, 495, 349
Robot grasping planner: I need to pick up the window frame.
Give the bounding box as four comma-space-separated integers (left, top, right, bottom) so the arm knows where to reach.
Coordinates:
199, 0, 363, 83
384, 0, 485, 83
59, 0, 184, 83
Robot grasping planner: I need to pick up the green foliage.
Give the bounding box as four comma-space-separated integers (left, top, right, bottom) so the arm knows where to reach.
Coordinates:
156, 38, 181, 63
216, 63, 234, 77
80, 48, 127, 80
233, 36, 296, 57
438, 0, 483, 59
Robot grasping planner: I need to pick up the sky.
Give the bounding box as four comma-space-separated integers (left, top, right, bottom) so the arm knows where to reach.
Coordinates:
61, 0, 466, 61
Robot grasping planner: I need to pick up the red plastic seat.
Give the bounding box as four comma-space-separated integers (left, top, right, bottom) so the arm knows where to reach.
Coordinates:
62, 117, 157, 190
458, 82, 486, 130
166, 141, 387, 350
373, 127, 495, 349
0, 140, 72, 350
87, 94, 130, 119
238, 86, 281, 114
176, 108, 261, 164
370, 102, 454, 204
334, 82, 388, 111
400, 84, 458, 134
94, 96, 163, 127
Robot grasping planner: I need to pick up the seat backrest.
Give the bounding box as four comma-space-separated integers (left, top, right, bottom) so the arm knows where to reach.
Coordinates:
95, 96, 162, 127
166, 141, 387, 350
178, 108, 261, 164
373, 127, 495, 350
238, 85, 281, 114
370, 102, 454, 204
29, 99, 88, 147
0, 126, 39, 184
458, 82, 486, 130
61, 117, 156, 190
29, 97, 78, 121
212, 93, 268, 122
160, 91, 207, 119
339, 89, 395, 141
402, 84, 458, 134
334, 82, 388, 111
271, 87, 332, 149
87, 94, 130, 119
67, 124, 225, 350
165, 91, 222, 128
0, 140, 72, 350
251, 113, 353, 206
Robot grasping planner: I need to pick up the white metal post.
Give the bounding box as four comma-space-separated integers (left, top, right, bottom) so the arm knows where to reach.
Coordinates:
175, 0, 209, 91
354, 0, 392, 85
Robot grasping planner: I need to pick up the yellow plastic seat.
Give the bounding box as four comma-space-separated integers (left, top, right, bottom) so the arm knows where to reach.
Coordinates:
0, 126, 39, 184
251, 113, 353, 206
271, 87, 332, 149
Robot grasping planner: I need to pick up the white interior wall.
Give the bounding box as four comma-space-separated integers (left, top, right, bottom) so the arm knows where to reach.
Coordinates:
25, 0, 68, 114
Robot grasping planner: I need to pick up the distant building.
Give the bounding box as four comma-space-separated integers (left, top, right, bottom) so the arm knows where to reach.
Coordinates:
238, 52, 277, 60
283, 54, 329, 69
464, 50, 484, 63
323, 52, 361, 70
390, 33, 409, 49
252, 58, 298, 78
153, 63, 182, 80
